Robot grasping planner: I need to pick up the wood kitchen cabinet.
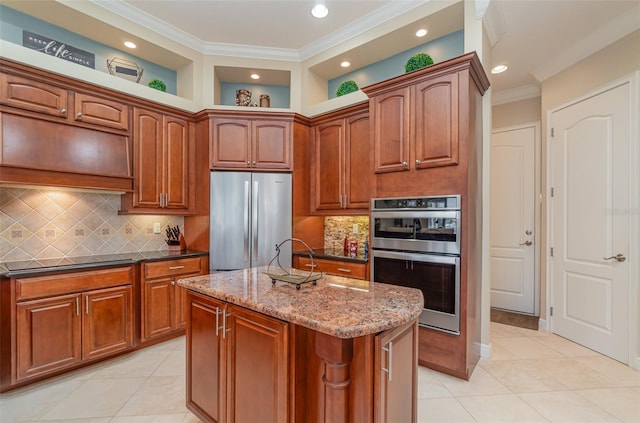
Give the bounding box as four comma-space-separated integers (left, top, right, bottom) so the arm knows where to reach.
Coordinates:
186, 291, 288, 423
12, 267, 134, 383
374, 319, 418, 423
141, 256, 207, 343
210, 111, 292, 171
121, 107, 194, 214
0, 72, 129, 131
293, 255, 367, 280
310, 102, 370, 214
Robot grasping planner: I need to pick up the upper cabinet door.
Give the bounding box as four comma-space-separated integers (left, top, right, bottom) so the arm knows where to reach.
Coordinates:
313, 119, 343, 210
0, 73, 68, 118
74, 92, 129, 131
414, 73, 459, 169
134, 108, 163, 208
371, 87, 411, 173
211, 118, 251, 169
252, 120, 291, 170
344, 112, 371, 210
164, 116, 190, 209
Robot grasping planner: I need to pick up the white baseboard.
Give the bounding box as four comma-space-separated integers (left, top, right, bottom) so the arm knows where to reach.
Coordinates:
479, 342, 492, 358
538, 318, 549, 332
631, 355, 640, 371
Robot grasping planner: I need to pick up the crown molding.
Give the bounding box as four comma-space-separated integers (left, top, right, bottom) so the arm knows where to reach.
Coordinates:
532, 2, 640, 82
90, 0, 432, 62
492, 84, 540, 105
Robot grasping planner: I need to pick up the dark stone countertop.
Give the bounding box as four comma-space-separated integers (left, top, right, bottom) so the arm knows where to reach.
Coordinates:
0, 250, 208, 278
292, 248, 368, 263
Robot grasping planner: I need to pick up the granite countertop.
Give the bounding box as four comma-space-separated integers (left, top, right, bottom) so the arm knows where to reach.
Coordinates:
292, 248, 368, 263
178, 267, 423, 339
0, 250, 208, 277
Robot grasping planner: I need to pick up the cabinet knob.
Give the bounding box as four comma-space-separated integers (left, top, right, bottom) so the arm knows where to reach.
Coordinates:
60, 108, 66, 114
76, 112, 83, 118
252, 161, 256, 166
247, 161, 251, 166
415, 160, 421, 165
171, 280, 176, 286
402, 161, 408, 167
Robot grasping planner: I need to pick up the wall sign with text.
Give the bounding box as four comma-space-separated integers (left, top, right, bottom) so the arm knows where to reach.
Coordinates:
23, 30, 95, 69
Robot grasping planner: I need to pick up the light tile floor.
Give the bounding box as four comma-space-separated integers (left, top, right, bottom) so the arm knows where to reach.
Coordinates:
1, 322, 639, 422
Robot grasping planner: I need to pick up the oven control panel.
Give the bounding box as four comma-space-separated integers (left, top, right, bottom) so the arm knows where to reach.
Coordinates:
372, 195, 460, 210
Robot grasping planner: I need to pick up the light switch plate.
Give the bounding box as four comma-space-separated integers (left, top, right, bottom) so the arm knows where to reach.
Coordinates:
153, 222, 161, 234
352, 224, 359, 234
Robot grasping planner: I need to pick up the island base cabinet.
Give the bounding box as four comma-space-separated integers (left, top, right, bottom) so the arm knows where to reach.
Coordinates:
185, 290, 419, 423
186, 292, 289, 423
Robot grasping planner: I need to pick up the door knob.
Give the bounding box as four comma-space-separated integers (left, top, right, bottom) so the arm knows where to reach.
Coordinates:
525, 230, 532, 235
519, 240, 532, 246
603, 253, 626, 262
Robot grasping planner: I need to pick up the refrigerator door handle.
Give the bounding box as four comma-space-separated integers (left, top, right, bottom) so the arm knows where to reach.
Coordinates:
243, 180, 250, 261
252, 180, 259, 261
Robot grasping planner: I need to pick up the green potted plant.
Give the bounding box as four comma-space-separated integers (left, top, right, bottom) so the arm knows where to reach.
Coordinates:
404, 53, 434, 73
336, 80, 359, 97
148, 79, 167, 92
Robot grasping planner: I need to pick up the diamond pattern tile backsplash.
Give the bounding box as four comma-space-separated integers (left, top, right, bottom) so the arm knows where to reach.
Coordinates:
0, 188, 184, 263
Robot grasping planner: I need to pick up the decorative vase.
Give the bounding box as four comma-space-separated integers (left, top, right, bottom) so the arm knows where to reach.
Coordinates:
260, 94, 270, 107
236, 89, 251, 106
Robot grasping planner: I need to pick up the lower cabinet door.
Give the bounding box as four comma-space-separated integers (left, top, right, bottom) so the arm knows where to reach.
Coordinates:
226, 305, 288, 423
142, 278, 174, 341
82, 286, 133, 360
16, 294, 82, 381
187, 293, 225, 423
374, 320, 418, 423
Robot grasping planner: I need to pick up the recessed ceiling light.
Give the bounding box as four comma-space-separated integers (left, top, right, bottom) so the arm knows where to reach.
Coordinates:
124, 41, 136, 49
415, 29, 428, 37
491, 64, 508, 74
311, 4, 328, 18
250, 73, 260, 80
340, 61, 350, 68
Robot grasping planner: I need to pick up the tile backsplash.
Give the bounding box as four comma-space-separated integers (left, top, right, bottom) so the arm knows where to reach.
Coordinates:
0, 188, 183, 263
324, 216, 369, 255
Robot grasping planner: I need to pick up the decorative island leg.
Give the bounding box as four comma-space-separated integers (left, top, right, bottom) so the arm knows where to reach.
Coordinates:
314, 332, 354, 423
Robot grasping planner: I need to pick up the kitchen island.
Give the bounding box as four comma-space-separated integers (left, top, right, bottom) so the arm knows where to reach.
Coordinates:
178, 267, 423, 423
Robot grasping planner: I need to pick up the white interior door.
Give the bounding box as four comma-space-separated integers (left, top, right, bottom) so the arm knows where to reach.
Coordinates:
550, 82, 631, 364
490, 124, 537, 314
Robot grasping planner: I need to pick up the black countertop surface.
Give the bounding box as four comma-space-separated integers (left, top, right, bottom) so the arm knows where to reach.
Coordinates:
0, 250, 208, 277
292, 248, 368, 263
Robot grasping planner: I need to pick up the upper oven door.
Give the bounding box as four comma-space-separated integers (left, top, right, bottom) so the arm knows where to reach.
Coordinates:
372, 210, 460, 255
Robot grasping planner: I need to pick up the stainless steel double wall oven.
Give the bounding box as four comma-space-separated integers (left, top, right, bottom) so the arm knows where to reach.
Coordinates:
371, 195, 461, 334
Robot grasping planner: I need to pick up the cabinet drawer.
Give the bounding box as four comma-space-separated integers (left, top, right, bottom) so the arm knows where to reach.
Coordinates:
296, 257, 366, 280
144, 257, 203, 279
16, 266, 134, 301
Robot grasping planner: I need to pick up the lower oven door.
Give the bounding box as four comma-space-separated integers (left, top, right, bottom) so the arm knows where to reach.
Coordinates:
372, 250, 460, 334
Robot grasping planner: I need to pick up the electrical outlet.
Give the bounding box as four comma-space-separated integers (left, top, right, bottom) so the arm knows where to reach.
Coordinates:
153, 222, 161, 234
352, 223, 359, 234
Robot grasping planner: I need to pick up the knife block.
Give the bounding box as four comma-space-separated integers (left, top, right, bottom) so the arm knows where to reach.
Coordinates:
168, 234, 187, 253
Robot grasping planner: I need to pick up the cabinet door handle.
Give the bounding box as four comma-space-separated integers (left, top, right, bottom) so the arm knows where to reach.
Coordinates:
222, 309, 232, 339
339, 195, 343, 208
304, 263, 317, 268
382, 341, 393, 381
85, 296, 89, 314
337, 268, 351, 273
75, 297, 80, 316
343, 194, 347, 208
164, 193, 169, 207
215, 307, 220, 337
159, 193, 164, 207
169, 265, 185, 270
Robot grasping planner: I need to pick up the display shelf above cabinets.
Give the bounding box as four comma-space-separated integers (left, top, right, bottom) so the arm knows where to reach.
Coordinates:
214, 66, 291, 109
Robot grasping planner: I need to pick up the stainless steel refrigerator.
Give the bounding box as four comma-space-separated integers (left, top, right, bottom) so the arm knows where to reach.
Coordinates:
210, 172, 292, 271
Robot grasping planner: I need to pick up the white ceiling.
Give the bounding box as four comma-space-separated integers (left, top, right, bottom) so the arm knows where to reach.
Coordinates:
6, 0, 640, 102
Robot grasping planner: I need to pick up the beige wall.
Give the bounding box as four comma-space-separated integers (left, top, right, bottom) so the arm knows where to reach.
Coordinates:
492, 97, 541, 129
